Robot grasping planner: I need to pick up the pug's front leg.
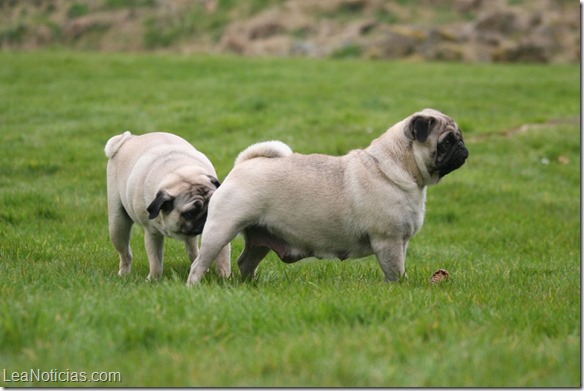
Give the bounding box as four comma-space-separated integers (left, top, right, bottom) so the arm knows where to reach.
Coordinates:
371, 237, 407, 282
215, 243, 232, 278
185, 236, 199, 262
145, 231, 164, 281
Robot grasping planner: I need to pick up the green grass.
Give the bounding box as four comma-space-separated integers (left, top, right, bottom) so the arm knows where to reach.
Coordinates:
0, 51, 580, 387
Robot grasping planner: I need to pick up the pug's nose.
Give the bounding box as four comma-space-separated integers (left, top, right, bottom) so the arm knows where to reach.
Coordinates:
459, 142, 469, 159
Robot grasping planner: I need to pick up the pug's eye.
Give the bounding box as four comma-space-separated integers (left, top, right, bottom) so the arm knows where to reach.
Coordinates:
440, 135, 454, 151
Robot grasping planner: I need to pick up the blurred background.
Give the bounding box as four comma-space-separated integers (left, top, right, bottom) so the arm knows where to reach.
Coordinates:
0, 0, 579, 63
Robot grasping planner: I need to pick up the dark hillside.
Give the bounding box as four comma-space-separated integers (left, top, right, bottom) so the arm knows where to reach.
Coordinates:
0, 0, 579, 63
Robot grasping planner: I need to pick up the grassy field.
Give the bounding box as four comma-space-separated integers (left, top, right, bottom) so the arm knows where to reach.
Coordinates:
0, 51, 580, 387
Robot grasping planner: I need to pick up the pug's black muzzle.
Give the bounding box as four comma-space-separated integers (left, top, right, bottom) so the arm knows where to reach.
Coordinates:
190, 215, 207, 236
182, 211, 208, 236
438, 140, 469, 178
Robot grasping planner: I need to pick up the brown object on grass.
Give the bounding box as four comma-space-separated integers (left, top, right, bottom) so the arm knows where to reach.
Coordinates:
430, 269, 449, 284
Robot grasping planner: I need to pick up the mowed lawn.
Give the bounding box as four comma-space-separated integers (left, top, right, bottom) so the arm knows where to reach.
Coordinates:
0, 52, 579, 387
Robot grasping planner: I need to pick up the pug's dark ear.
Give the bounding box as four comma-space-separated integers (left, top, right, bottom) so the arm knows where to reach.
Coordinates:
147, 191, 174, 219
407, 115, 436, 143
206, 175, 221, 188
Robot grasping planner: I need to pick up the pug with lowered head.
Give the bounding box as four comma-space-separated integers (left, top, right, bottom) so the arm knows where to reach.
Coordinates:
186, 108, 468, 285
105, 131, 230, 280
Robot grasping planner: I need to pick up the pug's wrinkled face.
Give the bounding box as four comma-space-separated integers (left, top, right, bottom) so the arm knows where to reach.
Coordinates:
146, 175, 220, 239
168, 195, 209, 237
407, 109, 469, 184
435, 128, 467, 178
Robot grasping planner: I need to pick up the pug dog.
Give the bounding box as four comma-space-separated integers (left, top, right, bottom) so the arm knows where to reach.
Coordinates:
186, 108, 468, 286
105, 131, 230, 280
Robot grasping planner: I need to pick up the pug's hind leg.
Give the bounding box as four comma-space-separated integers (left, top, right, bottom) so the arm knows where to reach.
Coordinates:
215, 243, 232, 278
187, 221, 240, 286
371, 237, 406, 282
237, 244, 270, 281
109, 208, 134, 276
187, 241, 231, 286
145, 231, 164, 281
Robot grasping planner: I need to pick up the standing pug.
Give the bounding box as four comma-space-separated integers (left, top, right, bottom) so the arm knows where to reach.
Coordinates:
187, 108, 468, 285
105, 131, 230, 280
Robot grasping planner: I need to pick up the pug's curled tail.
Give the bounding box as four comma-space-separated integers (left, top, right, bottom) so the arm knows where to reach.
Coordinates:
235, 140, 292, 165
104, 131, 132, 159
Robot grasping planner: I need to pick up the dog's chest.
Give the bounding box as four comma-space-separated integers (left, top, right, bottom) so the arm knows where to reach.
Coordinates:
355, 183, 426, 239
398, 189, 426, 238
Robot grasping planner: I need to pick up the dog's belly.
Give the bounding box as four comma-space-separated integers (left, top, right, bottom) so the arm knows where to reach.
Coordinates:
244, 224, 372, 263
